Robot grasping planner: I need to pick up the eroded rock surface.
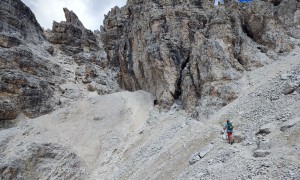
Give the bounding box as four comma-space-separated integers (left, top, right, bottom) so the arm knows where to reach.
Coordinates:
101, 0, 299, 115
0, 0, 64, 119
0, 143, 86, 179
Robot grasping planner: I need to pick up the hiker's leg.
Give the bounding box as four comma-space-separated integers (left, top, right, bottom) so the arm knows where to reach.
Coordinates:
228, 133, 233, 143
227, 132, 232, 142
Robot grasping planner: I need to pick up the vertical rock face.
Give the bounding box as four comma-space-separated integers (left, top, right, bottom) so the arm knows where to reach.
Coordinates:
0, 0, 63, 119
45, 8, 99, 55
0, 0, 44, 44
101, 0, 298, 114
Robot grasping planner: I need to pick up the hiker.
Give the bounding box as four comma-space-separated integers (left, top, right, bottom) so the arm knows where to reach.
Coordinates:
224, 120, 234, 144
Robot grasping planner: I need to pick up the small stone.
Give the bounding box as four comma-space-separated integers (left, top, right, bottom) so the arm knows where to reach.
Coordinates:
189, 144, 214, 165
258, 138, 271, 150
189, 153, 200, 165
280, 118, 299, 131
87, 83, 96, 92
45, 46, 54, 55
253, 149, 271, 157
281, 74, 292, 80
199, 144, 214, 158
256, 123, 275, 135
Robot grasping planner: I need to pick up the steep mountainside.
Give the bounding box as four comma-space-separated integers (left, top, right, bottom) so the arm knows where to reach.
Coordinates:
0, 0, 63, 119
101, 0, 300, 117
0, 0, 119, 122
0, 0, 300, 180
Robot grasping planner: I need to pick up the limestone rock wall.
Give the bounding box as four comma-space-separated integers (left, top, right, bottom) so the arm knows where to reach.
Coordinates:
0, 0, 63, 119
101, 0, 299, 114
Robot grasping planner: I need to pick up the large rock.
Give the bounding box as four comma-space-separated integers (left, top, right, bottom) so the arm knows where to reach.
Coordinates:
253, 149, 271, 158
189, 144, 214, 165
101, 0, 298, 114
256, 123, 276, 135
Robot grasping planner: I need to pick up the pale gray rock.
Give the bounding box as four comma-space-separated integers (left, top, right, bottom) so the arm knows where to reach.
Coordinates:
189, 144, 214, 165
199, 144, 214, 158
256, 123, 276, 135
257, 138, 271, 150
253, 149, 271, 157
281, 74, 292, 80
280, 117, 300, 131
189, 153, 201, 165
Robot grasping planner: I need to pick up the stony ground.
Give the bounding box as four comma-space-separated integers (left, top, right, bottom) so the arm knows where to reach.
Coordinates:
1, 42, 300, 180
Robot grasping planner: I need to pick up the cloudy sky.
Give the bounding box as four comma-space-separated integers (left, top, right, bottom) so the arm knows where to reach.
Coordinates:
21, 0, 127, 30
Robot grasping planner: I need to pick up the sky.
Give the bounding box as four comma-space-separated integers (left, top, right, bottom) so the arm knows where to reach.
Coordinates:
21, 0, 127, 30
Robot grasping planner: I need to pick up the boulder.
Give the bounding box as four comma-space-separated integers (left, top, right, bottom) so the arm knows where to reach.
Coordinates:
253, 149, 270, 157
257, 138, 271, 150
256, 123, 276, 135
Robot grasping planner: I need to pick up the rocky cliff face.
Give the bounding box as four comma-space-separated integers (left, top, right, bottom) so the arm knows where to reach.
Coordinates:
0, 1, 118, 120
101, 0, 299, 116
0, 0, 64, 119
0, 0, 45, 44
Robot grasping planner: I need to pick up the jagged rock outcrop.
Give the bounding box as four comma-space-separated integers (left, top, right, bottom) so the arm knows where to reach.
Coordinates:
101, 0, 299, 115
43, 8, 120, 96
45, 8, 99, 55
0, 0, 64, 119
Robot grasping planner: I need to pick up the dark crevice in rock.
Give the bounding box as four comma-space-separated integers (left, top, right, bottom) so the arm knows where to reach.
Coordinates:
242, 23, 254, 39
271, 0, 282, 6
237, 57, 245, 67
173, 54, 190, 100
